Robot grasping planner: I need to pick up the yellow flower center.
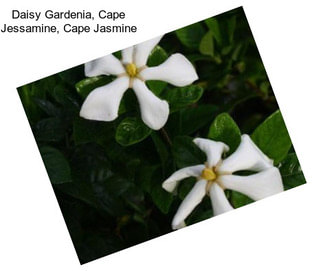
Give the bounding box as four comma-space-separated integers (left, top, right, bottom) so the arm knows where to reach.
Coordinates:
126, 63, 137, 77
201, 167, 217, 181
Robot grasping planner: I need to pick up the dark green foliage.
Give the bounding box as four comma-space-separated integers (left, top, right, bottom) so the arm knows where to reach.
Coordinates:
208, 113, 241, 154
17, 7, 305, 264
163, 85, 204, 112
176, 22, 206, 50
252, 110, 292, 164
76, 75, 113, 99
279, 153, 306, 190
172, 136, 206, 168
40, 146, 72, 184
115, 117, 152, 146
230, 191, 254, 208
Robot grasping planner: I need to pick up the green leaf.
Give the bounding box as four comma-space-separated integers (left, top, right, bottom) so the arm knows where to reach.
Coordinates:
205, 18, 222, 46
118, 90, 138, 115
151, 185, 173, 214
146, 46, 168, 95
172, 136, 206, 168
199, 31, 214, 57
115, 117, 152, 146
163, 85, 204, 111
279, 153, 306, 190
145, 81, 166, 97
51, 84, 80, 113
147, 45, 168, 67
151, 132, 169, 171
186, 209, 213, 225
178, 177, 195, 200
230, 191, 254, 208
33, 118, 66, 142
176, 22, 206, 49
179, 105, 218, 135
208, 113, 241, 154
17, 82, 47, 123
33, 98, 61, 117
75, 75, 112, 99
227, 15, 236, 44
251, 110, 292, 164
105, 176, 133, 197
113, 50, 122, 59
58, 65, 84, 86
138, 165, 159, 193
40, 146, 71, 184
51, 84, 73, 105
205, 15, 236, 48
73, 117, 114, 146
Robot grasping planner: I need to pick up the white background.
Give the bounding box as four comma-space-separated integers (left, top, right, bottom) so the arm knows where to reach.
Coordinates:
0, 0, 322, 270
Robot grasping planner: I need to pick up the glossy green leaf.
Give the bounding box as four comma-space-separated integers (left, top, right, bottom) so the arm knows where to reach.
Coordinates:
199, 31, 214, 57
115, 117, 152, 146
186, 209, 213, 225
252, 110, 292, 164
179, 105, 218, 135
33, 98, 61, 117
206, 15, 236, 48
33, 118, 66, 142
147, 45, 168, 67
230, 191, 254, 208
17, 80, 50, 123
178, 177, 195, 200
146, 46, 168, 95
151, 185, 173, 214
151, 132, 169, 171
163, 85, 204, 111
208, 113, 241, 154
279, 153, 306, 189
75, 75, 112, 99
52, 84, 80, 110
58, 64, 84, 86
172, 136, 206, 168
40, 146, 72, 184
176, 22, 206, 49
205, 18, 222, 46
118, 90, 138, 115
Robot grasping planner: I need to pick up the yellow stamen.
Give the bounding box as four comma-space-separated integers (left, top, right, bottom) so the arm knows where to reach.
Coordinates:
201, 167, 217, 181
126, 63, 137, 77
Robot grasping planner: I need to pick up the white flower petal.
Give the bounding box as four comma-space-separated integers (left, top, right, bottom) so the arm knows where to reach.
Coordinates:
132, 79, 169, 130
162, 165, 205, 192
219, 167, 284, 201
80, 77, 129, 121
219, 134, 273, 174
193, 138, 229, 167
121, 46, 134, 64
209, 183, 234, 215
134, 35, 163, 67
85, 54, 125, 77
140, 53, 198, 87
172, 179, 207, 230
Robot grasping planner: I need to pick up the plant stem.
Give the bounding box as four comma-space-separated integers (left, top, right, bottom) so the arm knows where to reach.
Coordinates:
161, 128, 172, 146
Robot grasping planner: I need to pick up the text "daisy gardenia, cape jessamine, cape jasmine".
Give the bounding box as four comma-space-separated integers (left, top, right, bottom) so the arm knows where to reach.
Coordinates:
162, 135, 284, 230
79, 35, 198, 130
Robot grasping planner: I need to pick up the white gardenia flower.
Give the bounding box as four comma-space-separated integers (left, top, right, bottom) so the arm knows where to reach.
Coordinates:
80, 35, 198, 130
162, 134, 284, 230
